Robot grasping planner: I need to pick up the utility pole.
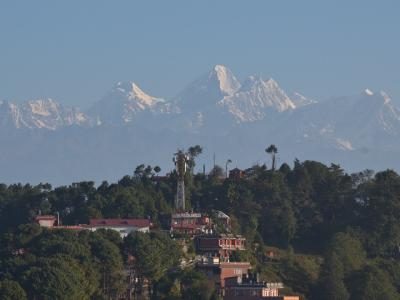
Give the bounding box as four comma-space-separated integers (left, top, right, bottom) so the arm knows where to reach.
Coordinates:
213, 153, 216, 169
225, 159, 232, 178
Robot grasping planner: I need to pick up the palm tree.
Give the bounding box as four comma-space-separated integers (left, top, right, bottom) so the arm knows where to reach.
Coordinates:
266, 144, 278, 171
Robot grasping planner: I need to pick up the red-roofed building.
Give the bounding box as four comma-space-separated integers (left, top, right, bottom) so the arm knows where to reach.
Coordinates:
84, 219, 151, 237
171, 212, 211, 236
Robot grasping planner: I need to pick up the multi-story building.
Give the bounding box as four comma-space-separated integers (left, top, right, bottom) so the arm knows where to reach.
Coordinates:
197, 257, 251, 291
170, 212, 211, 236
224, 273, 299, 300
195, 233, 246, 260
84, 219, 151, 237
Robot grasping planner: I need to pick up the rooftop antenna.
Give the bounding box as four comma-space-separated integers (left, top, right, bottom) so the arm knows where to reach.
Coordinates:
213, 153, 216, 169
173, 149, 189, 211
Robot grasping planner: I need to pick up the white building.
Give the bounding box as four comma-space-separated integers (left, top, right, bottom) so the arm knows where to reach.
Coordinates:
84, 219, 151, 237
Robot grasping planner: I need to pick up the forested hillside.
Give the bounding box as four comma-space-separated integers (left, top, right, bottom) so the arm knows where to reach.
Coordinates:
1, 159, 400, 299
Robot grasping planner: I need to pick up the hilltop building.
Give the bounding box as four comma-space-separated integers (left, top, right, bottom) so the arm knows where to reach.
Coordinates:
171, 212, 211, 236
224, 273, 299, 300
34, 215, 82, 230
84, 219, 151, 237
197, 257, 251, 291
35, 215, 58, 227
34, 215, 151, 237
195, 233, 246, 260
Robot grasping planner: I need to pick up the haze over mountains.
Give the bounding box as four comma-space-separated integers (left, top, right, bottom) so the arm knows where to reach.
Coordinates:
1, 65, 399, 185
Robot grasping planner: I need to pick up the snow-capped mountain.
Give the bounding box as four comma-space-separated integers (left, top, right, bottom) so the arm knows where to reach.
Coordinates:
81, 65, 304, 128
173, 65, 241, 112
272, 88, 400, 152
290, 92, 317, 107
0, 98, 87, 130
88, 81, 176, 126
171, 65, 298, 129
1, 65, 400, 184
217, 76, 296, 122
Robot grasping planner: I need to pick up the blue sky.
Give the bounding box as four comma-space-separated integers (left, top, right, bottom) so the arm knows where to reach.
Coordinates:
0, 0, 399, 107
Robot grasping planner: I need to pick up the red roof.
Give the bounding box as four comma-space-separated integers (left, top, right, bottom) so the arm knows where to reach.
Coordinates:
88, 219, 150, 227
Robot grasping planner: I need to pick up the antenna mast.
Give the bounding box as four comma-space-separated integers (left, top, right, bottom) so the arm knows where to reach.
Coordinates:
173, 150, 189, 211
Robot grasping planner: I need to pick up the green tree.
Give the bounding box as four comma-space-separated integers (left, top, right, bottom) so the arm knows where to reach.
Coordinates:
327, 232, 366, 276
124, 232, 181, 285
187, 145, 203, 173
322, 254, 350, 300
0, 279, 27, 300
265, 144, 278, 170
21, 257, 91, 300
360, 170, 400, 256
181, 269, 215, 300
348, 265, 399, 300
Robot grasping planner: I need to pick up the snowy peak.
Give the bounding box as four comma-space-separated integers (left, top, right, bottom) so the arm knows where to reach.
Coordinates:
113, 81, 164, 107
0, 98, 87, 130
359, 89, 393, 107
291, 92, 317, 107
218, 75, 296, 122
173, 65, 241, 111
380, 91, 391, 104
364, 88, 374, 96
211, 64, 241, 95
88, 81, 173, 125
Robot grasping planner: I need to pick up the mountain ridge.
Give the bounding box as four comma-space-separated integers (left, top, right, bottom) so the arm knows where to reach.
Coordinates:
0, 65, 399, 184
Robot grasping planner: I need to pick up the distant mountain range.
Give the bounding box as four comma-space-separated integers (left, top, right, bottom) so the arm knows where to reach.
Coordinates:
1, 65, 399, 185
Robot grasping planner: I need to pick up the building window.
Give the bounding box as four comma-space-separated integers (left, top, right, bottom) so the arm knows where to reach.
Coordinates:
234, 269, 242, 275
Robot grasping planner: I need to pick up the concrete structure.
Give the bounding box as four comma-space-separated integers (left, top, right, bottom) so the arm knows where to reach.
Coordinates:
171, 212, 211, 235
195, 233, 246, 260
84, 219, 151, 237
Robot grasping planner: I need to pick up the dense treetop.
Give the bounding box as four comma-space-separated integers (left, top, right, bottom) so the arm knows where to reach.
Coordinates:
1, 158, 400, 299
